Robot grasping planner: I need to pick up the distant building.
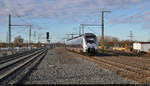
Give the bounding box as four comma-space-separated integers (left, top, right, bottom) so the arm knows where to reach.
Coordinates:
133, 42, 150, 52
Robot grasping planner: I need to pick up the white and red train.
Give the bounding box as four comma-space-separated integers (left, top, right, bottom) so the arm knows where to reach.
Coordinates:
65, 33, 99, 55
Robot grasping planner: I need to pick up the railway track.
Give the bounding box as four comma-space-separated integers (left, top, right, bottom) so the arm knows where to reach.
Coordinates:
67, 50, 150, 84
92, 57, 150, 82
100, 56, 150, 70
0, 48, 47, 84
104, 50, 150, 57
0, 49, 38, 64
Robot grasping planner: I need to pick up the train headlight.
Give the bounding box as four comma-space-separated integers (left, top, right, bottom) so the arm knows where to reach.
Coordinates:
85, 46, 87, 49
85, 46, 88, 49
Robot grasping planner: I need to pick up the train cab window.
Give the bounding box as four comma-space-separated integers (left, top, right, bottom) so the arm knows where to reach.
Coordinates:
86, 36, 96, 44
87, 40, 95, 44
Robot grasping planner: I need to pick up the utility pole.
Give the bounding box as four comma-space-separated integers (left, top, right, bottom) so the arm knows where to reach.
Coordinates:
11, 24, 32, 48
62, 38, 68, 45
128, 31, 135, 41
34, 31, 36, 43
66, 33, 77, 39
8, 14, 32, 49
6, 31, 9, 43
29, 25, 32, 48
38, 33, 40, 43
101, 10, 111, 53
8, 14, 11, 48
79, 26, 81, 36
81, 24, 84, 34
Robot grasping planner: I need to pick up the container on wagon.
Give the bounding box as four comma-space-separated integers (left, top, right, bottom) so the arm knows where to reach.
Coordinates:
133, 42, 150, 52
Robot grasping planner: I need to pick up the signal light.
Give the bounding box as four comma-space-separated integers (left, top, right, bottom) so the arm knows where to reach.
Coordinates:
46, 32, 49, 39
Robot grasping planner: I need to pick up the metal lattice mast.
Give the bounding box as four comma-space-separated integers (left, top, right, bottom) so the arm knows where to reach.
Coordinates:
128, 31, 135, 41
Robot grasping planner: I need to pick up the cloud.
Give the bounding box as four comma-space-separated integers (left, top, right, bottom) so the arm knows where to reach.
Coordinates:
0, 0, 149, 25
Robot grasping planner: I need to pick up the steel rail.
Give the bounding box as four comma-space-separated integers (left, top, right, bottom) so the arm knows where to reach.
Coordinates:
0, 49, 38, 64
0, 49, 47, 83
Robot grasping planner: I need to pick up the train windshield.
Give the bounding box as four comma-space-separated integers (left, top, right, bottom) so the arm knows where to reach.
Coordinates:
85, 36, 96, 44
87, 40, 95, 43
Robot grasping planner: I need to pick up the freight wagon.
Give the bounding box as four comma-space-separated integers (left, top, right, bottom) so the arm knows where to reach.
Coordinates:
133, 42, 150, 53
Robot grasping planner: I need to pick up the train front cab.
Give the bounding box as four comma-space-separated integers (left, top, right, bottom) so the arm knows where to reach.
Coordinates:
83, 34, 98, 55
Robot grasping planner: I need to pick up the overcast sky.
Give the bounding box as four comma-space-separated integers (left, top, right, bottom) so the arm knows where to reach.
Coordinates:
0, 0, 150, 43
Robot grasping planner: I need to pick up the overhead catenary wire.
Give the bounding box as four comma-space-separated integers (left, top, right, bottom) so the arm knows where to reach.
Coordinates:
8, 4, 45, 44
11, 2, 47, 43
86, 27, 99, 35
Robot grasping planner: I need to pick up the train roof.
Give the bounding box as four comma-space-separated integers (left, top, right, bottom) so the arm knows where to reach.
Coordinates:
67, 35, 82, 41
66, 33, 96, 41
84, 33, 96, 37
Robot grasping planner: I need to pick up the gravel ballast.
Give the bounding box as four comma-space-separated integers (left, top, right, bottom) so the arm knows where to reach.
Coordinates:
23, 47, 138, 84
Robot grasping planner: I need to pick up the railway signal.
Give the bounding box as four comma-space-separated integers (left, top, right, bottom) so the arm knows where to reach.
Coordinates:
46, 32, 49, 40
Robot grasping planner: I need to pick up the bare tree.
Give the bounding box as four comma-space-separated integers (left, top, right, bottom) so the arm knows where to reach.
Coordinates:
112, 37, 119, 47
98, 35, 119, 48
14, 36, 24, 47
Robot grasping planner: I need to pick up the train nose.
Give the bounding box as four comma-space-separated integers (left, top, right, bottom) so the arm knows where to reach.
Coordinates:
88, 48, 95, 53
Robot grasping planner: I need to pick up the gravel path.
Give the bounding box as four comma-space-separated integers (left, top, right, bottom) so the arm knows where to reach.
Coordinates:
23, 47, 138, 84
